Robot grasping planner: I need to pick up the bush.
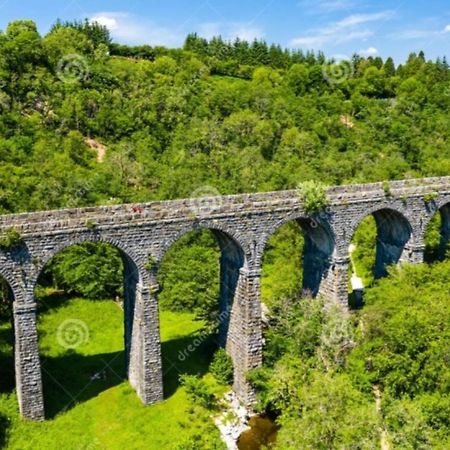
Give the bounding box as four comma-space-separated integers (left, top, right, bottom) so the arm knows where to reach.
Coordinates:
0, 228, 23, 250
210, 348, 233, 385
179, 374, 215, 409
297, 181, 329, 214
47, 242, 123, 299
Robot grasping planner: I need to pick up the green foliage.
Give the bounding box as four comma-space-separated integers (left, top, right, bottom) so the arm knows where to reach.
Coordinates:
348, 262, 450, 399
84, 219, 97, 229
351, 215, 377, 286
0, 228, 23, 250
261, 221, 304, 307
209, 348, 233, 385
382, 180, 392, 197
424, 212, 442, 261
51, 18, 112, 48
423, 191, 439, 204
144, 254, 158, 271
179, 374, 215, 409
46, 242, 123, 299
158, 230, 220, 325
297, 181, 329, 214
275, 372, 379, 450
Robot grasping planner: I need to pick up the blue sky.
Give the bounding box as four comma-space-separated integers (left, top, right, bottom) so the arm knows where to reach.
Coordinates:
1, 0, 450, 62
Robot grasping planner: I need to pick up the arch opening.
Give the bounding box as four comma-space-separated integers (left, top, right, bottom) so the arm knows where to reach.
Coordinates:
157, 227, 245, 398
425, 203, 450, 262
261, 218, 335, 309
0, 276, 15, 395
348, 209, 412, 305
34, 241, 141, 417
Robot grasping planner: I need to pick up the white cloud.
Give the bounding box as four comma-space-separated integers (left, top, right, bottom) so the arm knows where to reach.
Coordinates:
359, 46, 378, 56
290, 10, 392, 48
90, 15, 119, 31
394, 24, 450, 40
197, 22, 264, 41
299, 0, 360, 13
89, 12, 184, 47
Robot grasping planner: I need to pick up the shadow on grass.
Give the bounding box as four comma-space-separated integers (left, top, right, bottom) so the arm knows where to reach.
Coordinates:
41, 350, 126, 419
41, 332, 218, 417
36, 291, 80, 314
0, 413, 9, 448
161, 333, 217, 399
0, 320, 14, 394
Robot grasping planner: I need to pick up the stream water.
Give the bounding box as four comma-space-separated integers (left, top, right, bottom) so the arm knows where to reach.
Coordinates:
237, 414, 278, 450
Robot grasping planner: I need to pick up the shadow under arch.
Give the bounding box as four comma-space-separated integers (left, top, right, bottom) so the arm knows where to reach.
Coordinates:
424, 201, 450, 262
159, 223, 247, 348
261, 214, 335, 298
31, 236, 145, 417
351, 208, 412, 280
0, 274, 15, 395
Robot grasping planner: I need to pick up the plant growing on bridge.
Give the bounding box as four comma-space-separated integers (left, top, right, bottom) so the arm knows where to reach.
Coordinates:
0, 227, 23, 250
144, 254, 158, 271
84, 219, 97, 229
297, 181, 329, 214
382, 180, 392, 197
423, 192, 438, 204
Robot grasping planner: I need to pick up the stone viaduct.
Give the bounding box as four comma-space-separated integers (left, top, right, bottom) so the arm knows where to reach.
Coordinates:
0, 176, 449, 421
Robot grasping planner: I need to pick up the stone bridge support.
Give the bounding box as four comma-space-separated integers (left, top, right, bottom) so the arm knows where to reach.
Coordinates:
127, 282, 163, 405
14, 300, 45, 421
318, 256, 350, 306
226, 267, 262, 406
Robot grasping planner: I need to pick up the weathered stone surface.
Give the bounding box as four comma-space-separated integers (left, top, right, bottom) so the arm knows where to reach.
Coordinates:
0, 176, 449, 420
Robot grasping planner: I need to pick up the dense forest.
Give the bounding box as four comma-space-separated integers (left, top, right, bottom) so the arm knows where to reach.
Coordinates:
0, 18, 449, 449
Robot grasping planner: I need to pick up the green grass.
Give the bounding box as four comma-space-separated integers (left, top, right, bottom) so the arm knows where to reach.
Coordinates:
0, 293, 225, 449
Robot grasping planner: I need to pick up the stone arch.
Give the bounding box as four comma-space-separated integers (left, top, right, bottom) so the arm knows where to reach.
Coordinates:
259, 212, 335, 297
30, 233, 147, 292
423, 199, 450, 260
349, 207, 412, 279
158, 221, 250, 266
0, 266, 21, 302
29, 234, 149, 415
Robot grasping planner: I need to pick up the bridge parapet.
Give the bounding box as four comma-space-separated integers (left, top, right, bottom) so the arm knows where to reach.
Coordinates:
0, 176, 449, 234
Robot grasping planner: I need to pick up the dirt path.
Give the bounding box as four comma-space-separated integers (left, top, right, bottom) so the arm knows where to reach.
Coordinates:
373, 384, 390, 449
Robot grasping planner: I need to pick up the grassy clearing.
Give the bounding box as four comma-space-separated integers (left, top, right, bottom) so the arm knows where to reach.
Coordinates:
0, 293, 225, 449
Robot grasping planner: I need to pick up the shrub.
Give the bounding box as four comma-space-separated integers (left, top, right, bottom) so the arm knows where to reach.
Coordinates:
423, 192, 438, 204
382, 180, 392, 197
84, 219, 97, 229
210, 348, 234, 385
0, 228, 23, 250
179, 374, 215, 409
297, 181, 329, 214
144, 254, 158, 271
